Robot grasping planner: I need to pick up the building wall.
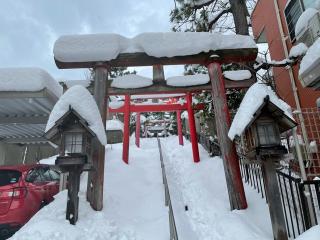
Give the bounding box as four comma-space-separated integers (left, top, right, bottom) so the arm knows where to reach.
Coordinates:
252, 0, 320, 176
0, 143, 57, 166
251, 0, 320, 109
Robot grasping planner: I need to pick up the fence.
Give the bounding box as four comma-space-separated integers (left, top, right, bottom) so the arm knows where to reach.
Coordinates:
239, 160, 320, 239
157, 138, 178, 240
184, 133, 220, 156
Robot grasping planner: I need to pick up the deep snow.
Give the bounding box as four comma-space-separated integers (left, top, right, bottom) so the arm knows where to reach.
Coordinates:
9, 136, 318, 240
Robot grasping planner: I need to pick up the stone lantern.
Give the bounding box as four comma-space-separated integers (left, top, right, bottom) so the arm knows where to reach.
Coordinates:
45, 107, 95, 225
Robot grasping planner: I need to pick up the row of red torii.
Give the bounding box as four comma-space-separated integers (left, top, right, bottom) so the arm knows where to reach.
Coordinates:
108, 88, 206, 164
53, 32, 258, 212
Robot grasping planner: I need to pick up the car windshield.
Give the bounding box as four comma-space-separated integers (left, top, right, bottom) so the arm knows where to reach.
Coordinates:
0, 170, 21, 186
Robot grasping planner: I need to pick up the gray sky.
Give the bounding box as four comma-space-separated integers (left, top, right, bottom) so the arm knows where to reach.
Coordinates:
0, 0, 184, 80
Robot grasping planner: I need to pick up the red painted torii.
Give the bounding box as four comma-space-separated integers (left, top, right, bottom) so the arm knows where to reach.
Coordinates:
109, 95, 205, 164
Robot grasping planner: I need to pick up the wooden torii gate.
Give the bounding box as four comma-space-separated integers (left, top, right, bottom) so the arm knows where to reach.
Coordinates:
53, 33, 257, 211
109, 93, 205, 164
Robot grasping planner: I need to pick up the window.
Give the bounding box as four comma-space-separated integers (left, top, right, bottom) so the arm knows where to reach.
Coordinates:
302, 0, 317, 9
257, 123, 279, 146
65, 133, 83, 153
284, 0, 304, 41
49, 170, 60, 182
25, 168, 43, 183
0, 170, 21, 186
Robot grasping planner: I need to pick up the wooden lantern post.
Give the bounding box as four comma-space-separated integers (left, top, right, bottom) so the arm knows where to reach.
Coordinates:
122, 95, 131, 164
176, 110, 184, 146
207, 62, 247, 210
135, 112, 141, 148
186, 92, 200, 163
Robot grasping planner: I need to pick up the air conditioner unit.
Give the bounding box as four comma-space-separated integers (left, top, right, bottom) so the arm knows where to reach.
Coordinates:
296, 12, 320, 47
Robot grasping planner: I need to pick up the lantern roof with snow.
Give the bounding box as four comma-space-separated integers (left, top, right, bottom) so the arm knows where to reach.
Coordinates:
45, 107, 96, 143
228, 83, 297, 141
45, 85, 107, 145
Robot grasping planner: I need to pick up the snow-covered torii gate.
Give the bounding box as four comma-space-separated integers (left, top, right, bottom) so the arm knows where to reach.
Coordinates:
109, 92, 205, 164
53, 32, 258, 211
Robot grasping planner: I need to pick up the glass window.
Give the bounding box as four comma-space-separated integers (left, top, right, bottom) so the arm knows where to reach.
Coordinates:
49, 170, 60, 182
42, 168, 52, 181
285, 0, 304, 40
65, 133, 83, 153
25, 169, 43, 183
257, 123, 279, 146
0, 170, 21, 186
303, 0, 317, 9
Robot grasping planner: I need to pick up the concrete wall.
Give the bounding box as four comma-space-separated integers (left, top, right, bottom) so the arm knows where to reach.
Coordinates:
0, 142, 57, 166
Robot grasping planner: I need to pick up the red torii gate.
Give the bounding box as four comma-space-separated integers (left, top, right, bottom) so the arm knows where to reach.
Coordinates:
53, 32, 257, 211
109, 95, 205, 164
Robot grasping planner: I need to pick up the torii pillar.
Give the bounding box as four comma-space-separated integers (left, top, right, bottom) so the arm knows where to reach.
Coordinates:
207, 62, 247, 210
122, 95, 130, 164
186, 92, 200, 163
135, 112, 141, 148
176, 110, 184, 146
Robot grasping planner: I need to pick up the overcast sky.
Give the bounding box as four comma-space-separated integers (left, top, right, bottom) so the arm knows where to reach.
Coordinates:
0, 0, 184, 80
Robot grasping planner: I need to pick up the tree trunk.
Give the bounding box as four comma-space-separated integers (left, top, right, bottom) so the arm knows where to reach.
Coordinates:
229, 0, 249, 35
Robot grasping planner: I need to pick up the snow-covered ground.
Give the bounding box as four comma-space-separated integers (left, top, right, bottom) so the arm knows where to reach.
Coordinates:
9, 136, 319, 239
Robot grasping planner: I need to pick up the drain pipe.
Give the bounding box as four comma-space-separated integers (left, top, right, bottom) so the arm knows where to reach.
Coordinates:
273, 0, 316, 227
273, 0, 311, 168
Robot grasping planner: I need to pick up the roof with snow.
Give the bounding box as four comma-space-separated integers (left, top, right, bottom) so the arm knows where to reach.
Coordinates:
45, 85, 107, 145
54, 32, 257, 68
0, 68, 62, 144
228, 83, 296, 140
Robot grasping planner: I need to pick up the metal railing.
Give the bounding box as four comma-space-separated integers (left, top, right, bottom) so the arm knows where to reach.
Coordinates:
157, 138, 178, 240
184, 132, 220, 156
239, 159, 320, 239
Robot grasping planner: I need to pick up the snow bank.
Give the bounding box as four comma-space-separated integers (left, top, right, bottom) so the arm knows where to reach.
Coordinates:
111, 74, 153, 89
181, 111, 188, 119
45, 85, 107, 145
300, 38, 320, 75
106, 119, 124, 132
54, 32, 257, 63
39, 155, 58, 165
0, 67, 62, 97
228, 82, 293, 140
289, 43, 308, 59
296, 225, 320, 240
166, 74, 209, 87
63, 79, 91, 89
109, 100, 124, 109
223, 70, 252, 81
161, 136, 273, 240
295, 8, 319, 37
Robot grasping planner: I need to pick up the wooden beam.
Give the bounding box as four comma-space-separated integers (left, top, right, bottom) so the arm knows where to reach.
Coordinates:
106, 78, 254, 95
55, 48, 258, 69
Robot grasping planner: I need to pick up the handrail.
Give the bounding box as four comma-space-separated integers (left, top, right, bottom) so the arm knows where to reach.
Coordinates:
157, 138, 178, 240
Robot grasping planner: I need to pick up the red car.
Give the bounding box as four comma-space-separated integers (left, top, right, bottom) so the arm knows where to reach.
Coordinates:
0, 164, 60, 238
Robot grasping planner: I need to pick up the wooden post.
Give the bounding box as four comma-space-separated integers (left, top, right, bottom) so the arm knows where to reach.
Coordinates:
122, 95, 130, 164
89, 64, 107, 211
186, 92, 200, 163
135, 112, 141, 148
176, 110, 184, 146
207, 62, 247, 210
262, 159, 288, 240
